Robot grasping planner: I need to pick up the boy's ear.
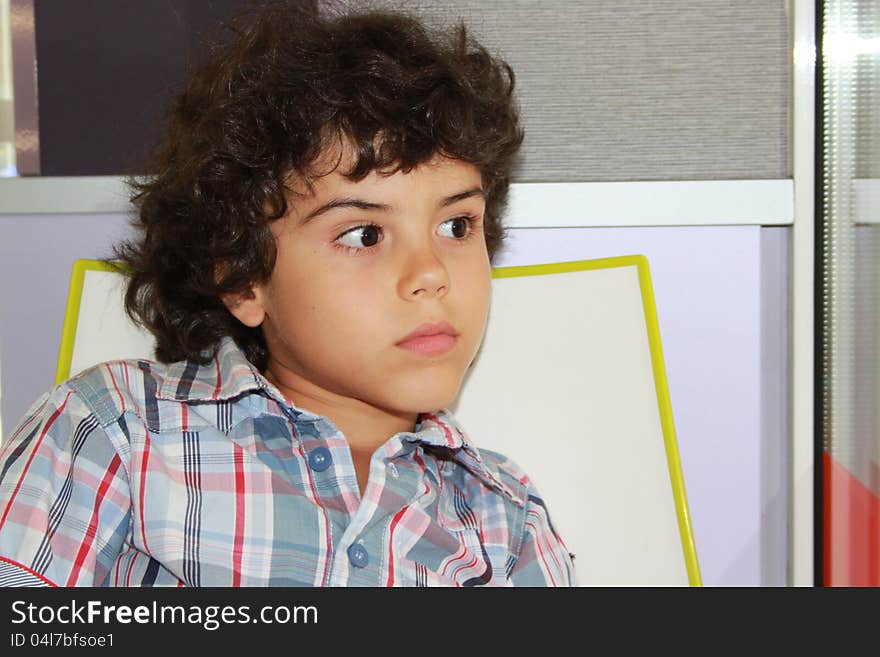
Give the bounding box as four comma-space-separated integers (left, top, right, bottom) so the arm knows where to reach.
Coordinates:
221, 286, 267, 328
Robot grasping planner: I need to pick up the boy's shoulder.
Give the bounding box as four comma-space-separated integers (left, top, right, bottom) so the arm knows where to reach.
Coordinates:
58, 344, 251, 431
60, 357, 187, 428
57, 340, 264, 430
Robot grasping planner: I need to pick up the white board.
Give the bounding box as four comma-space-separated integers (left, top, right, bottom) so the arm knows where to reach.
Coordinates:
57, 258, 697, 586
62, 266, 154, 381
452, 259, 693, 585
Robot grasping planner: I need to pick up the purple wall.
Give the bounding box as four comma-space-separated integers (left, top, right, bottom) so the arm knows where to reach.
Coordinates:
0, 212, 133, 428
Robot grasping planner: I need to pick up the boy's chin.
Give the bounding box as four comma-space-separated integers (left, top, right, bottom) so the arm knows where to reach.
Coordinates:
385, 385, 462, 417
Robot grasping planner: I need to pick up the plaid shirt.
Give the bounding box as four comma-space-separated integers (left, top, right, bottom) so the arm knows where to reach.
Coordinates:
0, 338, 575, 587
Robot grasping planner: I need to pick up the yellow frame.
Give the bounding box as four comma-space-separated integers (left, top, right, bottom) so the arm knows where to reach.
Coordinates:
492, 255, 702, 586
57, 255, 701, 585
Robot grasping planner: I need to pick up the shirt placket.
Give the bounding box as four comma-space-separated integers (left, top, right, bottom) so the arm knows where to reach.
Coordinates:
326, 436, 420, 587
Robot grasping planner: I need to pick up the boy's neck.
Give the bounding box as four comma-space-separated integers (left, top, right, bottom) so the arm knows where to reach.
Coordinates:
262, 366, 418, 455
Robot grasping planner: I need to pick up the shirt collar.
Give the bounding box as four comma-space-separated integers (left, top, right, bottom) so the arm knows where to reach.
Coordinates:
410, 411, 526, 507
156, 338, 525, 506
155, 337, 270, 403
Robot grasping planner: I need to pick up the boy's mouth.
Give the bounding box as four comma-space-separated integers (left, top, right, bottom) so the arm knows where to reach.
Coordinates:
395, 321, 459, 356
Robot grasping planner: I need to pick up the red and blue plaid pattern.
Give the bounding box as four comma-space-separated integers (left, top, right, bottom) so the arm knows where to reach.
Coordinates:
0, 339, 575, 587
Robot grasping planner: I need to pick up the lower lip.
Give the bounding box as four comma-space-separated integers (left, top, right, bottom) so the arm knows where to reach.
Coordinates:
396, 334, 457, 356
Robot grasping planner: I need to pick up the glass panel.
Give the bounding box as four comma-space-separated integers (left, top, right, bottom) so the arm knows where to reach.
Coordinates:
0, 0, 16, 176
821, 0, 880, 586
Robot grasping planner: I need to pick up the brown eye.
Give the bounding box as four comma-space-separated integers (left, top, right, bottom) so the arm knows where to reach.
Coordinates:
337, 224, 382, 249
360, 225, 381, 246
438, 217, 471, 239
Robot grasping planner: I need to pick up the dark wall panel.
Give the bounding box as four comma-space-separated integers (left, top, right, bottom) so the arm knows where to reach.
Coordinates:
34, 0, 247, 175
28, 0, 791, 180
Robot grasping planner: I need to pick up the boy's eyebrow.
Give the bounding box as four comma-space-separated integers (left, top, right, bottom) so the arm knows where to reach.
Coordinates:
301, 187, 485, 223
439, 187, 484, 207
302, 198, 390, 222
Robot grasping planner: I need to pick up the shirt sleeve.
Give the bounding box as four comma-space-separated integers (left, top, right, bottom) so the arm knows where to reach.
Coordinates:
509, 492, 578, 587
0, 384, 131, 587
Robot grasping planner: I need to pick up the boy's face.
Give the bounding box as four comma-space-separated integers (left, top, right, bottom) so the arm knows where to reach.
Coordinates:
226, 150, 492, 419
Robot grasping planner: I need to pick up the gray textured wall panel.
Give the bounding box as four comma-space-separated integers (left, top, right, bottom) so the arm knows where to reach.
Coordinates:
855, 3, 880, 178
370, 0, 791, 182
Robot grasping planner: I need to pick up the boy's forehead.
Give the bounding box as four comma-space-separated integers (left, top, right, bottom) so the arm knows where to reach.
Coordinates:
282, 143, 481, 214
281, 155, 386, 214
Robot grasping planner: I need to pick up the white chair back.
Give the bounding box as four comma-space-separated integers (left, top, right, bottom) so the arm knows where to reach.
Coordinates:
57, 256, 700, 586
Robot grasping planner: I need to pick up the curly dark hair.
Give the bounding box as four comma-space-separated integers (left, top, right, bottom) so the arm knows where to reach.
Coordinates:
115, 0, 524, 371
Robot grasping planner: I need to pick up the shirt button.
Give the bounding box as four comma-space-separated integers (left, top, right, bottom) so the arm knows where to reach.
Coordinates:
307, 447, 332, 472
347, 543, 369, 569
388, 462, 399, 478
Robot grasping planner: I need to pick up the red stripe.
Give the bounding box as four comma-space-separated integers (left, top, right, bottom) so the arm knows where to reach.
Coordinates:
121, 360, 133, 549
125, 551, 136, 586
213, 353, 222, 400
66, 455, 123, 586
531, 506, 565, 577
526, 519, 558, 586
121, 361, 135, 562
0, 392, 72, 528
231, 445, 245, 586
449, 551, 479, 583
546, 536, 564, 579
424, 413, 455, 447
0, 556, 58, 587
106, 365, 126, 413
138, 433, 151, 553
385, 506, 409, 587
439, 541, 468, 579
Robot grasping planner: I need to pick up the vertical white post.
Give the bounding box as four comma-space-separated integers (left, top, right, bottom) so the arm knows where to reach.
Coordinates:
791, 0, 816, 586
0, 0, 16, 175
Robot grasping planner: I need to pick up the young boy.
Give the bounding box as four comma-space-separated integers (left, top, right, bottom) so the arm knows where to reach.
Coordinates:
0, 2, 575, 587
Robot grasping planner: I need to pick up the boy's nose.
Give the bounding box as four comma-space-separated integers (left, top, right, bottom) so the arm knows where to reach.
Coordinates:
398, 246, 450, 300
